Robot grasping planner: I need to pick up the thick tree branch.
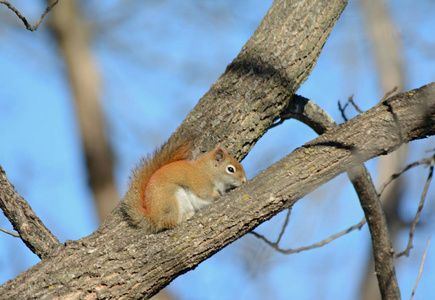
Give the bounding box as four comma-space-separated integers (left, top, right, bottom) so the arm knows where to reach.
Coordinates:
1, 0, 347, 277
167, 0, 348, 160
0, 167, 60, 259
1, 83, 433, 299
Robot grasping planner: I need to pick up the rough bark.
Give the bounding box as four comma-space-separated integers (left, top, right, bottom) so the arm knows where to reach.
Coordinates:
0, 168, 60, 259
167, 0, 347, 159
0, 0, 427, 299
2, 0, 347, 276
0, 83, 433, 299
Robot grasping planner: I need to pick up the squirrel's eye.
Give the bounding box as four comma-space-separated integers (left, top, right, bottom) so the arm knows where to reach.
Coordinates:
227, 165, 235, 174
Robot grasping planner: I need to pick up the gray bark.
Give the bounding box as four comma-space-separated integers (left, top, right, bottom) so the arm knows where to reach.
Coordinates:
1, 82, 433, 299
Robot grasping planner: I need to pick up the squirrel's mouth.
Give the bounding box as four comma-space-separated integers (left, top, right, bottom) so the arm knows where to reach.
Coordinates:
225, 184, 239, 193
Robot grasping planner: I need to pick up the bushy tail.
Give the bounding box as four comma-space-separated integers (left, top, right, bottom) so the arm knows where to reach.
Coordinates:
121, 139, 192, 231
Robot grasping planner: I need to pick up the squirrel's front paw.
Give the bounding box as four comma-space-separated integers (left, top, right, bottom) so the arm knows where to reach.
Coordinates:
182, 211, 195, 221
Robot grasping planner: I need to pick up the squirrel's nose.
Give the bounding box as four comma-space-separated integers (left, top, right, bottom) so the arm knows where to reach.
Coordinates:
242, 176, 247, 184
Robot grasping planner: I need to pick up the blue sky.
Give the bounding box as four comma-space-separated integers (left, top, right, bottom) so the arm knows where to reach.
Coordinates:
0, 1, 434, 299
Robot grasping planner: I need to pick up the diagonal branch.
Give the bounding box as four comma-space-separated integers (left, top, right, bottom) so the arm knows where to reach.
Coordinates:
378, 155, 434, 196
0, 83, 433, 299
166, 0, 348, 160
0, 226, 20, 237
410, 238, 431, 300
0, 167, 60, 259
250, 217, 366, 254
397, 154, 435, 257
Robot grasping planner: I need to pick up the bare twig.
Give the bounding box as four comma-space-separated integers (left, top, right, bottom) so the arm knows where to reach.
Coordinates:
338, 100, 349, 121
250, 218, 366, 254
378, 155, 434, 197
276, 209, 291, 245
411, 238, 431, 300
397, 155, 435, 258
0, 0, 59, 31
337, 95, 363, 122
378, 86, 398, 104
339, 88, 398, 123
0, 227, 20, 237
348, 95, 364, 113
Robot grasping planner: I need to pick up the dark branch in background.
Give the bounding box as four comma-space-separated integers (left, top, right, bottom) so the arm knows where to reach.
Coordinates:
0, 166, 60, 259
0, 0, 59, 31
250, 218, 366, 254
338, 87, 399, 122
338, 95, 364, 121
276, 209, 291, 245
378, 155, 435, 196
338, 97, 351, 121
257, 93, 401, 299
397, 155, 435, 258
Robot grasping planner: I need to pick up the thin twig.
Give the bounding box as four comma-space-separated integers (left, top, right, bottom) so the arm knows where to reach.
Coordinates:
411, 238, 431, 300
348, 95, 364, 113
0, 227, 20, 237
338, 95, 363, 122
0, 0, 59, 31
378, 156, 434, 197
338, 100, 349, 121
250, 218, 366, 254
397, 155, 435, 257
276, 209, 291, 245
338, 87, 397, 122
378, 86, 398, 104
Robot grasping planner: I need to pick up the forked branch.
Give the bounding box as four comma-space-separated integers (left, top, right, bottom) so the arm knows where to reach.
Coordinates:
0, 0, 59, 31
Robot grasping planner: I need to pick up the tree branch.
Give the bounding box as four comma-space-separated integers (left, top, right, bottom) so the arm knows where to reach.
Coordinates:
0, 0, 59, 31
411, 238, 431, 300
166, 0, 348, 160
1, 1, 349, 297
1, 82, 433, 299
397, 154, 435, 257
250, 217, 366, 254
0, 166, 60, 259
277, 93, 400, 299
0, 226, 20, 238
378, 155, 435, 196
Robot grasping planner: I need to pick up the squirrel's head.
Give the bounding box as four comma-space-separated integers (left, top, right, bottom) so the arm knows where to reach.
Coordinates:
208, 148, 247, 193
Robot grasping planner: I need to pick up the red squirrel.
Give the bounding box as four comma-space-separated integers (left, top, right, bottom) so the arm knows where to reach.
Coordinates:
122, 140, 247, 233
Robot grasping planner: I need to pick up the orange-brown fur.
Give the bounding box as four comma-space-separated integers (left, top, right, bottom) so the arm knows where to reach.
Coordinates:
122, 141, 246, 233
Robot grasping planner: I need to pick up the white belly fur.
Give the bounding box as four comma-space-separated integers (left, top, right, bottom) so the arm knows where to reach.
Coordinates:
175, 188, 211, 222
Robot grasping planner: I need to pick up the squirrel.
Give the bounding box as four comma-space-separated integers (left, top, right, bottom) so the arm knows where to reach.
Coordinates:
122, 140, 247, 233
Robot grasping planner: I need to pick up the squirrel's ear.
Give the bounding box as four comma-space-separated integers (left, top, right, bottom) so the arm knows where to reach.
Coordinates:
214, 148, 225, 167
